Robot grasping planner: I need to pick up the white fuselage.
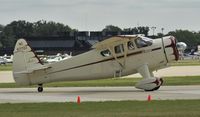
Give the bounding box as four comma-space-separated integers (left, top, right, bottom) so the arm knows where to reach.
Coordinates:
16, 36, 178, 86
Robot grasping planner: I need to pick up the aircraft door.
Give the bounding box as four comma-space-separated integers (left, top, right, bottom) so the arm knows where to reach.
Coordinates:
109, 43, 128, 77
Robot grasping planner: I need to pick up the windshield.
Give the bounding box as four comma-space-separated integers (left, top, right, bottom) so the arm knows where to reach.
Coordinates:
135, 37, 153, 48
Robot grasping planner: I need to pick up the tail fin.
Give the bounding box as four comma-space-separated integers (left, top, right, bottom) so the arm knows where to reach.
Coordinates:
13, 39, 43, 72
13, 39, 43, 85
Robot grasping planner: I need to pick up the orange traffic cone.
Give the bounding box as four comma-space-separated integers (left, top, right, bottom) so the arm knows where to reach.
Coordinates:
77, 96, 81, 104
147, 95, 152, 101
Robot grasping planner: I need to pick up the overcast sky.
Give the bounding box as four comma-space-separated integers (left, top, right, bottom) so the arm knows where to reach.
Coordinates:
0, 0, 200, 34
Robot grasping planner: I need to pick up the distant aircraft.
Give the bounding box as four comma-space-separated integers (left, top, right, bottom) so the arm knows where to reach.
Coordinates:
0, 57, 7, 65
3, 54, 13, 63
188, 48, 200, 59
176, 42, 187, 60
13, 35, 179, 92
44, 53, 72, 63
0, 54, 13, 64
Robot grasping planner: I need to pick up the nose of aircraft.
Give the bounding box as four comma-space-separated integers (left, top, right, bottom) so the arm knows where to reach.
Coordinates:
169, 36, 179, 61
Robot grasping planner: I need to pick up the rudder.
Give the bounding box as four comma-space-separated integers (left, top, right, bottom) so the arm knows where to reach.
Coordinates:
13, 39, 43, 85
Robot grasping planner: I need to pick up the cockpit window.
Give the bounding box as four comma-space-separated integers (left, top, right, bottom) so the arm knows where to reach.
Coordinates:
128, 41, 135, 50
135, 37, 153, 48
101, 49, 111, 57
114, 44, 124, 54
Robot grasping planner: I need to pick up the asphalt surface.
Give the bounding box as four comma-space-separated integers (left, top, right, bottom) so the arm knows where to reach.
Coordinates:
0, 66, 200, 103
0, 86, 200, 103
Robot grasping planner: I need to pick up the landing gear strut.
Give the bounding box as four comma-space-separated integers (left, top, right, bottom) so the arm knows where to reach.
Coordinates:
38, 84, 43, 92
135, 64, 164, 91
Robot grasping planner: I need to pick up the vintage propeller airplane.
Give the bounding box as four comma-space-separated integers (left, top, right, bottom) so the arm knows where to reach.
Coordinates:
13, 35, 179, 92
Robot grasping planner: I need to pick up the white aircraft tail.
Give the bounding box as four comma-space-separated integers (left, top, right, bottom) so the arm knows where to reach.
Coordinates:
13, 39, 43, 85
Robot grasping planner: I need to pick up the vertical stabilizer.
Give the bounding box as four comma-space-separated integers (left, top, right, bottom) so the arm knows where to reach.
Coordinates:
13, 39, 43, 85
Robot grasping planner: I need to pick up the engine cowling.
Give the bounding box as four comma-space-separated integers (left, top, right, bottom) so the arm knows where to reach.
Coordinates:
135, 77, 163, 91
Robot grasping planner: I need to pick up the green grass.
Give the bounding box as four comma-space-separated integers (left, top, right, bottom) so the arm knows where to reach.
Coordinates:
0, 100, 200, 117
169, 59, 200, 66
1, 76, 200, 88
0, 64, 12, 71
162, 76, 200, 85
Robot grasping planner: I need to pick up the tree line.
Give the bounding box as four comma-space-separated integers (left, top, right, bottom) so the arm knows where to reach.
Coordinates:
0, 20, 200, 49
0, 20, 75, 48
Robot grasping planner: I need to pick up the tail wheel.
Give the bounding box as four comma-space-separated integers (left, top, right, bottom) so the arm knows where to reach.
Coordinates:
38, 84, 43, 92
38, 87, 43, 92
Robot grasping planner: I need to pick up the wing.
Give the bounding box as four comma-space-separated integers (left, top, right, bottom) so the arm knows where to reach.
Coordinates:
92, 35, 138, 50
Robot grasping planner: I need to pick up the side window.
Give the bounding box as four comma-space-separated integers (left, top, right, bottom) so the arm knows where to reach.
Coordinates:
135, 39, 148, 48
115, 44, 124, 54
101, 49, 111, 57
128, 41, 135, 50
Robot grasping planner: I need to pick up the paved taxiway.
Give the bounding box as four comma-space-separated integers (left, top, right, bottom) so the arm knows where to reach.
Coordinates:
0, 66, 200, 103
0, 86, 200, 103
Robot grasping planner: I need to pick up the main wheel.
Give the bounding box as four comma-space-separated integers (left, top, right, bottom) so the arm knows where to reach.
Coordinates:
38, 86, 43, 92
152, 86, 160, 91
144, 86, 160, 91
144, 78, 163, 91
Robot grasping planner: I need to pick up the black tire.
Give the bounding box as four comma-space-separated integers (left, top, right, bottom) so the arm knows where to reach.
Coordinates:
38, 87, 43, 92
160, 78, 164, 85
153, 86, 160, 91
144, 86, 160, 91
144, 89, 155, 92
